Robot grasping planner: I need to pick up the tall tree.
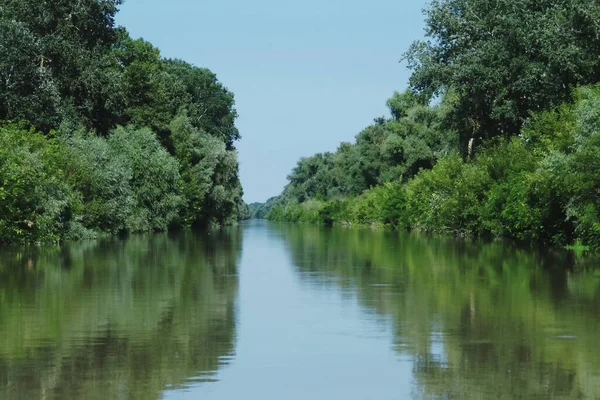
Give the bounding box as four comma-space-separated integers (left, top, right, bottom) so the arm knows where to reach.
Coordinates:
404, 0, 600, 153
1, 0, 124, 132
113, 33, 188, 138
0, 19, 61, 128
164, 60, 239, 149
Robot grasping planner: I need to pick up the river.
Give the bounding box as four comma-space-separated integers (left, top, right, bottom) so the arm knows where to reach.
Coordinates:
1, 220, 599, 399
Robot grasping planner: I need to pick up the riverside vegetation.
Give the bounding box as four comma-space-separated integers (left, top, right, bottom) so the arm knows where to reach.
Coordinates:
264, 0, 600, 251
0, 0, 250, 244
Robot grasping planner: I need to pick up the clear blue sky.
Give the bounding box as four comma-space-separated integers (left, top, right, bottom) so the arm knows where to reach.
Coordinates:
117, 0, 430, 203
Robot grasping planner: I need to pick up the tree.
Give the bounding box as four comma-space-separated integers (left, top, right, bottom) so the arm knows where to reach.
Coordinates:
0, 1, 247, 244
404, 0, 600, 153
164, 60, 239, 149
170, 112, 243, 227
0, 123, 79, 243
277, 90, 455, 205
0, 19, 61, 128
113, 33, 188, 139
1, 0, 125, 132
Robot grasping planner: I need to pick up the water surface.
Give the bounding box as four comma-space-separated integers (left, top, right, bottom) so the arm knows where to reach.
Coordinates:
1, 221, 600, 399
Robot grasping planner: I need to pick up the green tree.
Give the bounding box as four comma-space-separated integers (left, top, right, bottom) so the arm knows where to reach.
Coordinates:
2, 0, 125, 132
164, 60, 240, 149
0, 19, 61, 128
277, 90, 454, 205
0, 0, 245, 244
61, 130, 134, 234
170, 113, 242, 227
0, 123, 80, 244
404, 0, 600, 153
108, 126, 183, 232
113, 33, 188, 139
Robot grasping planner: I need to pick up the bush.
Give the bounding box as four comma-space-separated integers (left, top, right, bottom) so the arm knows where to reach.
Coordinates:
318, 199, 349, 226
0, 123, 186, 244
475, 138, 569, 243
405, 154, 491, 235
62, 130, 134, 234
0, 123, 81, 243
374, 181, 408, 228
564, 133, 600, 248
267, 200, 326, 223
108, 126, 183, 231
61, 126, 183, 234
481, 169, 567, 243
267, 85, 600, 250
170, 113, 242, 227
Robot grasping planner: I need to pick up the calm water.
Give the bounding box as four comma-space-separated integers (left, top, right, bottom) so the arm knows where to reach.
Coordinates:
1, 221, 600, 399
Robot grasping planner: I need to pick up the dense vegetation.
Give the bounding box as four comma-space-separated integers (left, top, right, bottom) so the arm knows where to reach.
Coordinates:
266, 0, 600, 250
0, 0, 246, 244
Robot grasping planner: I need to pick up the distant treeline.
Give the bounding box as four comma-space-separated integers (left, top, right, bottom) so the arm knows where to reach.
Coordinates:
266, 0, 600, 250
0, 0, 249, 244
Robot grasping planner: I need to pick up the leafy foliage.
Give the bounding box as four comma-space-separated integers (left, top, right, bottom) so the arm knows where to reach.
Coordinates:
108, 126, 183, 232
0, 1, 246, 243
61, 129, 134, 234
404, 0, 600, 152
267, 0, 600, 251
1, 0, 125, 132
275, 90, 455, 205
0, 123, 185, 243
0, 124, 80, 243
170, 113, 243, 227
268, 85, 600, 249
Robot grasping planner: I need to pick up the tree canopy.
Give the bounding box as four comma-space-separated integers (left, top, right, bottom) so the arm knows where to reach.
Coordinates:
276, 90, 455, 204
266, 0, 600, 250
0, 0, 246, 243
404, 0, 600, 152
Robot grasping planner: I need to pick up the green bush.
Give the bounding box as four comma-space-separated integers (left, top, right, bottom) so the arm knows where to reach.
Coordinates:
0, 123, 81, 243
475, 138, 568, 243
170, 113, 242, 227
267, 200, 326, 224
563, 123, 600, 248
481, 170, 567, 243
61, 126, 183, 234
0, 123, 186, 244
108, 126, 183, 232
267, 85, 600, 250
372, 182, 408, 228
404, 154, 491, 235
62, 130, 134, 234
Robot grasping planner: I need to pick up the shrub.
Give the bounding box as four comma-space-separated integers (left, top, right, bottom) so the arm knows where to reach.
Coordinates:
62, 130, 134, 234
170, 112, 242, 227
0, 123, 81, 243
60, 126, 183, 234
405, 154, 491, 235
108, 126, 183, 232
267, 85, 600, 250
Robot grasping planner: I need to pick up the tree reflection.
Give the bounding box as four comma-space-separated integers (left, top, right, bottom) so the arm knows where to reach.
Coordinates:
276, 223, 600, 399
0, 228, 241, 400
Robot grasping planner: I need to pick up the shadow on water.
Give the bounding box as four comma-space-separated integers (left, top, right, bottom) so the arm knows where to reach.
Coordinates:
0, 227, 242, 400
271, 222, 600, 399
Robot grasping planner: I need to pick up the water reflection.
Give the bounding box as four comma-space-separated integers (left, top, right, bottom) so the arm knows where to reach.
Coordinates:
0, 228, 241, 400
3, 222, 600, 399
274, 223, 600, 399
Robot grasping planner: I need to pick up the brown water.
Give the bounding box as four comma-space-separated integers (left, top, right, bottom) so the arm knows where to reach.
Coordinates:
1, 221, 600, 399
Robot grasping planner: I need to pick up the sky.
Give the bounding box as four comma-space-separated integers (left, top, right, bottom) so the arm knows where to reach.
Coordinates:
116, 0, 430, 203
